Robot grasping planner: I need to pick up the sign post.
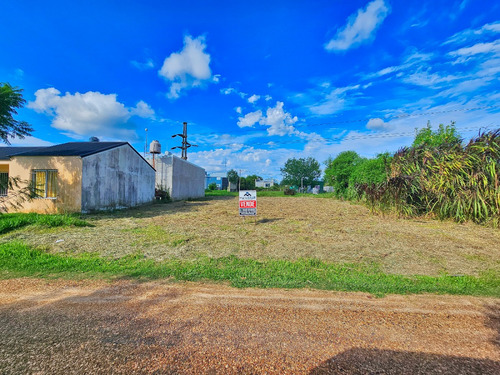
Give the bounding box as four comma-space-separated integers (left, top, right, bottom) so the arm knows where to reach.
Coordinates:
239, 190, 257, 216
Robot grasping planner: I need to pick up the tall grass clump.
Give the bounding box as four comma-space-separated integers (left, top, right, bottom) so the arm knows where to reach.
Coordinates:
360, 127, 500, 226
326, 123, 499, 226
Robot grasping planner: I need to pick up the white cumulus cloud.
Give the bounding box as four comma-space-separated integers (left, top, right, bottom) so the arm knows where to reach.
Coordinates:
131, 100, 155, 119
248, 94, 260, 104
259, 101, 298, 136
366, 118, 391, 132
325, 0, 390, 52
28, 88, 153, 140
237, 110, 262, 128
159, 35, 213, 99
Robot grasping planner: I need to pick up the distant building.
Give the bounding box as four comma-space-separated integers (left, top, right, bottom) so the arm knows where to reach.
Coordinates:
255, 179, 276, 188
205, 172, 228, 190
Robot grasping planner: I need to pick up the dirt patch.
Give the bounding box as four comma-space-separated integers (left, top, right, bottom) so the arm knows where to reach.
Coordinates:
3, 197, 499, 276
0, 278, 498, 374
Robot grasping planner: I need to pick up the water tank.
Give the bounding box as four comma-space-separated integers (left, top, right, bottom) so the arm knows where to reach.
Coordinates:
150, 140, 161, 154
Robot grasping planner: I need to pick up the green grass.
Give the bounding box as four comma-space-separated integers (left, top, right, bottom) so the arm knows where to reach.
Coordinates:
1, 241, 498, 297
0, 213, 91, 235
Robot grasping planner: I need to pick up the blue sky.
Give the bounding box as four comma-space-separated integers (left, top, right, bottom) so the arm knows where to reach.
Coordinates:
2, 0, 500, 179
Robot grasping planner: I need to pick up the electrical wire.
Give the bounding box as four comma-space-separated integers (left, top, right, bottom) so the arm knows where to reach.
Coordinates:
185, 104, 500, 137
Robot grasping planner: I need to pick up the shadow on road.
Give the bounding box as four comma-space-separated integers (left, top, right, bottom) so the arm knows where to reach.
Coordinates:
485, 300, 500, 349
309, 348, 500, 374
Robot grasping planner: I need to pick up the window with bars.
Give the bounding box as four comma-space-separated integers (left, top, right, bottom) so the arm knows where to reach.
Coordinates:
32, 170, 57, 198
0, 173, 8, 196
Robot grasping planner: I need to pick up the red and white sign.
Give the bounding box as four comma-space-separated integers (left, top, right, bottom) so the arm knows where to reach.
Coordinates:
239, 190, 257, 216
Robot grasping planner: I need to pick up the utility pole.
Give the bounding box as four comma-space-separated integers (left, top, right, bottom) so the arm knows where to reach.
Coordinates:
171, 122, 197, 160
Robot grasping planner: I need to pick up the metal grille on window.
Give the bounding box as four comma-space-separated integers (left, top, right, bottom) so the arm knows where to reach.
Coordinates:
33, 171, 46, 197
0, 173, 8, 196
32, 170, 57, 198
47, 171, 57, 198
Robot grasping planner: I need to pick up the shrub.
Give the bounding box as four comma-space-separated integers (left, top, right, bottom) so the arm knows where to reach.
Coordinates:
155, 188, 171, 202
284, 188, 296, 195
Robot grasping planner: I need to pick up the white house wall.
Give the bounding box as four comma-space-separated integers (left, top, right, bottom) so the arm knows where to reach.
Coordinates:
155, 154, 205, 200
81, 145, 155, 212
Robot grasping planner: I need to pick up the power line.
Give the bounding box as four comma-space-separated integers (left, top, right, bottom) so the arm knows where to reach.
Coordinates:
204, 125, 498, 148
187, 104, 500, 137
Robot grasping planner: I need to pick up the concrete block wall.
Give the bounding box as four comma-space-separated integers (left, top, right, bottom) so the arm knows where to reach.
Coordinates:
81, 145, 155, 212
154, 154, 205, 200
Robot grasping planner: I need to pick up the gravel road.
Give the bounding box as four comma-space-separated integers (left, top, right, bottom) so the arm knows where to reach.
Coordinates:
0, 278, 498, 374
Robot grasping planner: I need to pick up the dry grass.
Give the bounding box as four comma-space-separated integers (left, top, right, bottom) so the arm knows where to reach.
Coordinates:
3, 196, 499, 276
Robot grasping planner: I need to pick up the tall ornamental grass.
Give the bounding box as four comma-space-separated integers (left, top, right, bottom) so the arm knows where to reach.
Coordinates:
378, 129, 500, 226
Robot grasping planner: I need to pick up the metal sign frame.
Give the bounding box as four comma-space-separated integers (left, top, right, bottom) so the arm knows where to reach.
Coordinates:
239, 190, 257, 216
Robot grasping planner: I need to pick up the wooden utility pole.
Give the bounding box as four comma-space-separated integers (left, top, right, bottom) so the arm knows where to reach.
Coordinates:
171, 122, 197, 160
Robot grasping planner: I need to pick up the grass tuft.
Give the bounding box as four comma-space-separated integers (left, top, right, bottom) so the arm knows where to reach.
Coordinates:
1, 242, 498, 297
0, 213, 91, 235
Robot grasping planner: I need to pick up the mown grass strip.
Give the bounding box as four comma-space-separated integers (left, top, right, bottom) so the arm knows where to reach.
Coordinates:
0, 213, 91, 235
1, 241, 498, 297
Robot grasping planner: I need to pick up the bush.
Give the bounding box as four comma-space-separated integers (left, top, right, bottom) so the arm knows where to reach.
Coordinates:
324, 151, 364, 198
284, 188, 296, 196
155, 188, 171, 202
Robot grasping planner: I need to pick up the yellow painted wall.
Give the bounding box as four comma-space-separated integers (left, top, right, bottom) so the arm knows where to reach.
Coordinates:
6, 156, 83, 213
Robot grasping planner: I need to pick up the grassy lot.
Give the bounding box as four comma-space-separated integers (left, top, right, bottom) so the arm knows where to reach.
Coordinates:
0, 196, 499, 296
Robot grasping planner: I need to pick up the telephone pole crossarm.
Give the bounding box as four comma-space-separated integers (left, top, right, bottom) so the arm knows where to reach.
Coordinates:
171, 122, 197, 160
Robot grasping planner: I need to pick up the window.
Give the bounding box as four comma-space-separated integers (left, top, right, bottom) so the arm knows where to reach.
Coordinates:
0, 173, 8, 196
32, 170, 57, 198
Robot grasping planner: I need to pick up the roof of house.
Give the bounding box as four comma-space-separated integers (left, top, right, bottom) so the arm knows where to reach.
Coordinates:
12, 142, 129, 157
0, 142, 155, 171
0, 147, 46, 160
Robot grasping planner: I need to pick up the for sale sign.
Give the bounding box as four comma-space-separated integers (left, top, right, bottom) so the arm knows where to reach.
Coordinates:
239, 190, 257, 216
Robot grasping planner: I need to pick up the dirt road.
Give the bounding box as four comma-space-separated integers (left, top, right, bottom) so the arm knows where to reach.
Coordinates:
0, 278, 498, 374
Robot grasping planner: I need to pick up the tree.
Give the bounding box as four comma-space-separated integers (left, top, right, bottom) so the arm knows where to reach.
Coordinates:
0, 83, 33, 144
324, 151, 363, 197
227, 169, 239, 184
208, 182, 217, 191
413, 121, 462, 149
280, 157, 321, 188
0, 83, 34, 211
244, 174, 261, 190
349, 153, 391, 186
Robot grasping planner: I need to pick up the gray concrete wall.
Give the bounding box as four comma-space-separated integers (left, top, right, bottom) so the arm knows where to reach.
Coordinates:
81, 144, 155, 212
154, 154, 205, 200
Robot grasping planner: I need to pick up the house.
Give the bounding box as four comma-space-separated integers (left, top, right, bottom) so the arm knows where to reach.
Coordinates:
205, 173, 228, 190
0, 141, 155, 213
152, 153, 205, 200
255, 179, 276, 188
